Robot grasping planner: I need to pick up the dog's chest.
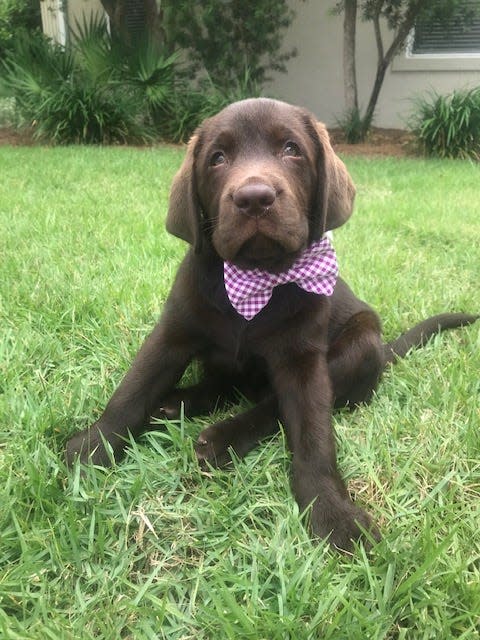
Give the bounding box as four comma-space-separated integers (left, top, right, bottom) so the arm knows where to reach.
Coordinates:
200, 315, 253, 373
192, 252, 329, 373
199, 284, 327, 375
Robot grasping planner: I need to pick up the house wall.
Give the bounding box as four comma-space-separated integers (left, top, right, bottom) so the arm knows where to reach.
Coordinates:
269, 2, 480, 128
41, 0, 104, 43
66, 0, 104, 34
44, 1, 480, 128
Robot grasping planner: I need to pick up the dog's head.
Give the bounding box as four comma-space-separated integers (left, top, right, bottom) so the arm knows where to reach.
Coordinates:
167, 98, 355, 271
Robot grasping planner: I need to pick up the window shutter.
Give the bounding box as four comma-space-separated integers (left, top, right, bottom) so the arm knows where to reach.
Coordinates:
413, 1, 480, 54
125, 0, 147, 43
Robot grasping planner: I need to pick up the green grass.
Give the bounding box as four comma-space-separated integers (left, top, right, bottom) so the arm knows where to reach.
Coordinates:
0, 145, 479, 639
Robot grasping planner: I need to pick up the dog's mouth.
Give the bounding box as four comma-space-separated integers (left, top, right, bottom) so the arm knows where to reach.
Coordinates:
233, 235, 299, 272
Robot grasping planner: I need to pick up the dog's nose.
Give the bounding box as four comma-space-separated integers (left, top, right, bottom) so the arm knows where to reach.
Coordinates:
233, 183, 276, 216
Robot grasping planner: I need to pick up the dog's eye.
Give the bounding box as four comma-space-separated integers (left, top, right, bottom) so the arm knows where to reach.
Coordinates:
282, 141, 301, 158
210, 151, 226, 167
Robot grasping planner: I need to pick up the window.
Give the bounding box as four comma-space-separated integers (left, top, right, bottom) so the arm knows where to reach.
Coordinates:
393, 0, 480, 70
411, 1, 480, 56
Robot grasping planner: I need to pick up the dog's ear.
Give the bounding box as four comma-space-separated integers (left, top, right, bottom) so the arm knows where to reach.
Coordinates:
310, 121, 356, 239
166, 134, 203, 251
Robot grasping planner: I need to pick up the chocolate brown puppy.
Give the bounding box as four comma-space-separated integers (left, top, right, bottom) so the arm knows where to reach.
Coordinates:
66, 98, 477, 551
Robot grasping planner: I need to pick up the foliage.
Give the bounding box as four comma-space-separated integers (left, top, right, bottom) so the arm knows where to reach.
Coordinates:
0, 25, 154, 144
0, 12, 264, 144
158, 69, 263, 143
335, 106, 368, 144
99, 0, 301, 93
160, 0, 301, 92
409, 87, 480, 160
334, 0, 476, 25
0, 0, 41, 61
1, 145, 479, 637
0, 96, 15, 125
358, 0, 476, 26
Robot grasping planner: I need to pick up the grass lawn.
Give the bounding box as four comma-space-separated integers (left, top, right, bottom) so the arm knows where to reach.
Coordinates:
0, 144, 479, 639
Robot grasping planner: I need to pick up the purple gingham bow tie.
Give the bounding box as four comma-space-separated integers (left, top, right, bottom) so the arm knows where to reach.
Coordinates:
224, 236, 338, 320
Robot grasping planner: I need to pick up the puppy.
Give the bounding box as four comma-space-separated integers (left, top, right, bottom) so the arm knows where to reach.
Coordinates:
66, 98, 477, 551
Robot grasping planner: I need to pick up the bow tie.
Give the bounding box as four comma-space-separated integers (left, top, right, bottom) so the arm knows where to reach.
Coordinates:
223, 236, 338, 320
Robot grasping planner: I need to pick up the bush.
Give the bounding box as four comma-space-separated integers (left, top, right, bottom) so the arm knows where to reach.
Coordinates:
0, 96, 15, 125
0, 0, 41, 61
0, 19, 262, 144
336, 107, 370, 144
1, 26, 154, 143
103, 0, 300, 94
409, 88, 480, 161
159, 69, 263, 143
1, 21, 185, 144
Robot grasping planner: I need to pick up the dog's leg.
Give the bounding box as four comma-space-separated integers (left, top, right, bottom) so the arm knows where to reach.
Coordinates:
151, 376, 240, 421
194, 395, 280, 467
267, 336, 378, 551
152, 363, 270, 421
328, 310, 384, 408
65, 319, 196, 467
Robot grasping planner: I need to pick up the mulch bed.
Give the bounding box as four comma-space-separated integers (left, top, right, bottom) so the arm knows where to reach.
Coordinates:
0, 126, 35, 146
329, 127, 416, 158
0, 125, 416, 157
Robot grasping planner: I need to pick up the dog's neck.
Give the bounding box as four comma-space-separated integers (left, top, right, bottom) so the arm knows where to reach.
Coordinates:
223, 235, 338, 320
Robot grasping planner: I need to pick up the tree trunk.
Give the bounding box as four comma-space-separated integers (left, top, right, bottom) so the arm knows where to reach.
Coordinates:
361, 9, 384, 133
360, 6, 417, 139
343, 0, 358, 114
362, 60, 387, 133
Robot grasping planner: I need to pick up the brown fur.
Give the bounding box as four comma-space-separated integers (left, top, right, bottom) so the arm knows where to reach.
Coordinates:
66, 98, 477, 551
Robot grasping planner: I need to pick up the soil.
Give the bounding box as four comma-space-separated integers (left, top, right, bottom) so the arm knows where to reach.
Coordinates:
329, 127, 415, 158
0, 125, 416, 157
0, 126, 35, 146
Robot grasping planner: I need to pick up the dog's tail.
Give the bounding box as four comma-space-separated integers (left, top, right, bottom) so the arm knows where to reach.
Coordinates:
384, 313, 479, 364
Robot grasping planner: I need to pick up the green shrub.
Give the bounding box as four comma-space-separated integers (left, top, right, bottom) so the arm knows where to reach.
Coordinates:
0, 23, 177, 144
158, 68, 263, 143
107, 0, 299, 94
0, 95, 15, 125
0, 17, 262, 145
28, 82, 149, 145
0, 0, 41, 61
336, 106, 370, 144
409, 88, 480, 160
1, 0, 299, 144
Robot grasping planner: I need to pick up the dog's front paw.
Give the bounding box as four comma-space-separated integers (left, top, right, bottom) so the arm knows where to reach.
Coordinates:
151, 403, 181, 422
65, 422, 125, 468
294, 469, 380, 552
194, 422, 233, 468
310, 498, 379, 552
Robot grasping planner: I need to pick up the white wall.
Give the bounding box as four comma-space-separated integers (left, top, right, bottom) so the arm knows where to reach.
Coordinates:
41, 0, 104, 43
45, 0, 480, 128
66, 0, 105, 33
269, 2, 480, 128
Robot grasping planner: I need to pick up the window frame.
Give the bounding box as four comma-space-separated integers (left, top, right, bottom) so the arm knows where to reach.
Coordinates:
393, 2, 480, 71
393, 27, 480, 72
